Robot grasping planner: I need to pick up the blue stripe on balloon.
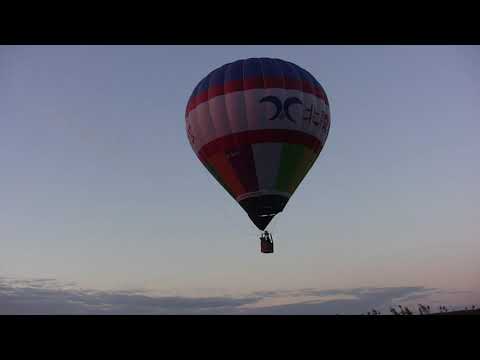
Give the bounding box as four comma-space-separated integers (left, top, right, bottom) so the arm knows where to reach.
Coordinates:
224, 60, 243, 83
243, 58, 263, 79
193, 58, 320, 96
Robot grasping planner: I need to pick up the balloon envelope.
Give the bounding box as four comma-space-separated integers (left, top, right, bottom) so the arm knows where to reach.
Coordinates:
185, 58, 330, 230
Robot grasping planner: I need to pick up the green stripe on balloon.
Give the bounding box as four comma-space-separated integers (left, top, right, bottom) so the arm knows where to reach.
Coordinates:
275, 144, 320, 195
288, 147, 318, 194
275, 143, 306, 194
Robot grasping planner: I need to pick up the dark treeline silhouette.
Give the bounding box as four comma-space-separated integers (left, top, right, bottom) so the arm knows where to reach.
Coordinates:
362, 304, 479, 315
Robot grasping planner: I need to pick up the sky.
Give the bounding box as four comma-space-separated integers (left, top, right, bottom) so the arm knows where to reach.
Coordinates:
1, 45, 479, 314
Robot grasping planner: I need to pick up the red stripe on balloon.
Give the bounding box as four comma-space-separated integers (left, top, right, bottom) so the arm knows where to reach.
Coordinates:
243, 77, 265, 90
203, 152, 246, 197
186, 77, 328, 116
227, 144, 259, 194
198, 129, 322, 161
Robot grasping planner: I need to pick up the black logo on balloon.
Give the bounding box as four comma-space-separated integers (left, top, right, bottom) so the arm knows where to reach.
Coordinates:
260, 96, 303, 123
259, 96, 329, 132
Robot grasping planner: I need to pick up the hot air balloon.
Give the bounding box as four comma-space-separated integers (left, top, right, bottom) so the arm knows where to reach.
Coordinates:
185, 58, 330, 253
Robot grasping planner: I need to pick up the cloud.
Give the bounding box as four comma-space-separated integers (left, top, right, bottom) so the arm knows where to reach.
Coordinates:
242, 287, 436, 315
0, 277, 470, 315
0, 277, 259, 314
